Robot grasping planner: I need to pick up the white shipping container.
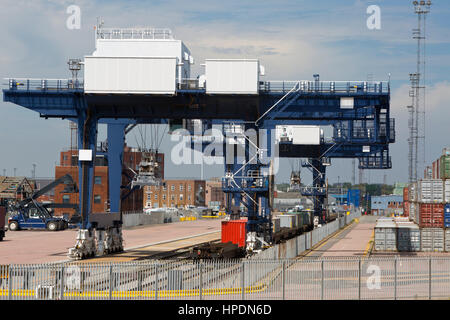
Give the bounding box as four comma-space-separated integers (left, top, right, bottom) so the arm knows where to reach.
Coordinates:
445, 180, 450, 203
418, 179, 444, 203
272, 217, 281, 233
421, 228, 444, 252
409, 183, 417, 202
84, 56, 177, 94
205, 59, 259, 94
275, 125, 321, 145
279, 215, 297, 229
445, 229, 450, 252
374, 221, 397, 252
410, 202, 416, 223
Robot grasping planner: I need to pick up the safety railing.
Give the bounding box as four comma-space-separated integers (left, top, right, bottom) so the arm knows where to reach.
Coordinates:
260, 80, 389, 94
3, 78, 84, 92
3, 256, 450, 300
96, 27, 173, 40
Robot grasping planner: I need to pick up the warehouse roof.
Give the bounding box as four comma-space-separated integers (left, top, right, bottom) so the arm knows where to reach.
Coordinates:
0, 176, 34, 199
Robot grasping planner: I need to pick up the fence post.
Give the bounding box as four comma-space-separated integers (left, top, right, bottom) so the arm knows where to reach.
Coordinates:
282, 260, 286, 300
109, 265, 113, 300
241, 261, 245, 300
321, 260, 324, 300
199, 263, 203, 300
8, 266, 12, 300
60, 265, 65, 300
155, 264, 159, 301
358, 258, 361, 300
137, 269, 142, 292
429, 257, 432, 300
394, 258, 397, 300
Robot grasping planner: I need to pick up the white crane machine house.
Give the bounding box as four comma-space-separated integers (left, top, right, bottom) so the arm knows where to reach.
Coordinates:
84, 25, 193, 94
83, 23, 264, 95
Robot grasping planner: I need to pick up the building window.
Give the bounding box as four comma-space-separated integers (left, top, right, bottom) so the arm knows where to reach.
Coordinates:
94, 176, 102, 185
163, 194, 166, 200
147, 202, 151, 207
62, 195, 70, 204
94, 195, 101, 204
188, 185, 191, 192
147, 194, 151, 200
171, 185, 175, 191
154, 194, 158, 200
180, 194, 183, 201
163, 185, 167, 191
180, 184, 184, 191
188, 195, 191, 201
171, 195, 175, 201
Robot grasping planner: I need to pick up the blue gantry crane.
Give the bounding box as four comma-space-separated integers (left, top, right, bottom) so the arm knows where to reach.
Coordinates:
2, 24, 394, 257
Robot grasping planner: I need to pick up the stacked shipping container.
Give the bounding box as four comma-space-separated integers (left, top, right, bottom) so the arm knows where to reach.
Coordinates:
398, 148, 450, 252
403, 187, 409, 218
374, 219, 397, 251
407, 179, 446, 228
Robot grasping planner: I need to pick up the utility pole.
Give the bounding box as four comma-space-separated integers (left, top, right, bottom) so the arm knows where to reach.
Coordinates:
351, 159, 356, 186
408, 0, 431, 183
32, 163, 36, 179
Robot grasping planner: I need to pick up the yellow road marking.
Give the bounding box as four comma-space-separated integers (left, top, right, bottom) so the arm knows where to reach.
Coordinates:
0, 284, 268, 298
364, 230, 375, 257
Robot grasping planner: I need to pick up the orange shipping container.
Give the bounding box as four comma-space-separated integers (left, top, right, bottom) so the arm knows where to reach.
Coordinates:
221, 220, 247, 248
403, 201, 410, 217
403, 187, 409, 202
418, 203, 444, 228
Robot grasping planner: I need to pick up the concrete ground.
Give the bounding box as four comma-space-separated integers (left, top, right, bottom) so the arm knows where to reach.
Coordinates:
0, 219, 222, 264
304, 215, 378, 257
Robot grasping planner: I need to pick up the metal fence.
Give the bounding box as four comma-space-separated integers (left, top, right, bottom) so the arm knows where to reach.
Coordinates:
0, 209, 376, 301
1, 256, 450, 300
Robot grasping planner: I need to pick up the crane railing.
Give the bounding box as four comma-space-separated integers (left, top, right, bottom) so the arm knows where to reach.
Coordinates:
4, 78, 83, 92
260, 80, 389, 94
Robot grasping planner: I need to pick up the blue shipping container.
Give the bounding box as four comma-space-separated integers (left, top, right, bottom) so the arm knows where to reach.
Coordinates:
445, 204, 450, 228
445, 204, 450, 216
445, 204, 450, 227
347, 189, 361, 207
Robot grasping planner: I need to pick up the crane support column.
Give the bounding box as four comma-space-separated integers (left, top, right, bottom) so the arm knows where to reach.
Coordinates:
68, 109, 98, 259
107, 122, 127, 213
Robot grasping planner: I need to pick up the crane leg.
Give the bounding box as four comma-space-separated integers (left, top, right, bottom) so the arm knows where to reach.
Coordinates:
68, 110, 98, 259
68, 229, 97, 260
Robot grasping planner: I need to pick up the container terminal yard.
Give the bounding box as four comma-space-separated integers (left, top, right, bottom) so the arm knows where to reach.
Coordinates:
2, 0, 450, 301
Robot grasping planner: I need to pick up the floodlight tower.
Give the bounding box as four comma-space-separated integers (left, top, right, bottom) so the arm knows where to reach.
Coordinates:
409, 0, 431, 183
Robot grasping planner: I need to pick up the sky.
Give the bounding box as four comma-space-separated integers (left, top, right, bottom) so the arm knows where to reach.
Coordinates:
0, 0, 449, 185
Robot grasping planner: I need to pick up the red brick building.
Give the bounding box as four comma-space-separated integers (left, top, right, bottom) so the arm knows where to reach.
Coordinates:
144, 180, 205, 209
53, 146, 164, 216
205, 178, 226, 208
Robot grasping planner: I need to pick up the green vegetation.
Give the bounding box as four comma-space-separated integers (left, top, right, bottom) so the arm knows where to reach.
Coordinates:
328, 183, 394, 196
